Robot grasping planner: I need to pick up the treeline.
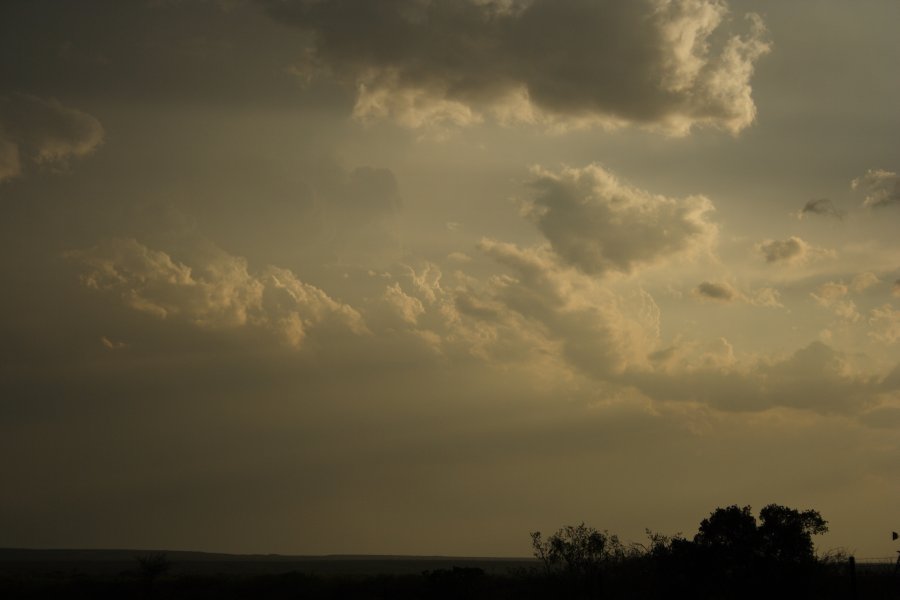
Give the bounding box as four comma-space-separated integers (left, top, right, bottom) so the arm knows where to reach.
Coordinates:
0, 504, 891, 599
526, 504, 852, 599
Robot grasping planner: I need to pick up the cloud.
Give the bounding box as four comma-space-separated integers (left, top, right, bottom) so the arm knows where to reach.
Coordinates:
0, 93, 104, 181
810, 275, 881, 323
694, 281, 738, 302
524, 164, 717, 276
796, 198, 843, 220
893, 280, 900, 298
757, 236, 805, 263
264, 0, 770, 134
810, 281, 859, 322
692, 281, 782, 307
628, 341, 874, 414
475, 239, 661, 376
852, 169, 900, 208
66, 238, 367, 347
858, 402, 900, 429
756, 236, 832, 265
750, 287, 783, 308
869, 304, 900, 344
100, 336, 128, 350
382, 281, 426, 325
851, 272, 879, 293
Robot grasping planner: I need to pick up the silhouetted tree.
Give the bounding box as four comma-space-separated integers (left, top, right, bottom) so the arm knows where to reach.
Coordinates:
692, 503, 828, 565
530, 523, 623, 575
531, 523, 626, 598
135, 552, 171, 587
694, 504, 758, 554
529, 504, 831, 599
758, 503, 828, 563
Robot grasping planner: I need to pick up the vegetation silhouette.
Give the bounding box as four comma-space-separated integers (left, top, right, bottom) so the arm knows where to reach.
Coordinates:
529, 523, 626, 597
1, 504, 893, 599
135, 552, 172, 586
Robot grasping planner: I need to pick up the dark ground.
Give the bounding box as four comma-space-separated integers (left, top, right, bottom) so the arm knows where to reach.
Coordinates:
1, 548, 897, 599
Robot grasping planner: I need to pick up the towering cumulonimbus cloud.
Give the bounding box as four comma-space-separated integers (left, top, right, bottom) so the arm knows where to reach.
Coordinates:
0, 93, 104, 181
262, 0, 770, 134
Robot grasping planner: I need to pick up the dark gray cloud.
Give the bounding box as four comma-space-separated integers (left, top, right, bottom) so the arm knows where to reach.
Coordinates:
756, 235, 835, 264
852, 169, 900, 208
0, 0, 329, 109
798, 198, 843, 220
694, 281, 738, 302
759, 237, 804, 263
262, 0, 770, 133
0, 94, 103, 181
691, 281, 782, 307
524, 164, 717, 276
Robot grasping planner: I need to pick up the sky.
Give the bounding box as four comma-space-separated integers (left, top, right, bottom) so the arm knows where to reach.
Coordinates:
1, 0, 900, 559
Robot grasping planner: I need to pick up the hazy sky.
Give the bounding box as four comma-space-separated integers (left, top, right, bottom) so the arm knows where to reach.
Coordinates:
2, 0, 900, 559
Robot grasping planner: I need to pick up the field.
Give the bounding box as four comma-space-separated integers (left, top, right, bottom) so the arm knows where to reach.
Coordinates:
1, 548, 898, 599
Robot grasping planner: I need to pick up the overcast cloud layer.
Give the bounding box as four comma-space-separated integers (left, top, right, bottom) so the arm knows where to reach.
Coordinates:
2, 0, 900, 560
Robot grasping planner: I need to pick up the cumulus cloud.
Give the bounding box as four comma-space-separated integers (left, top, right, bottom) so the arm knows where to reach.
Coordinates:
757, 236, 805, 263
796, 198, 843, 220
0, 93, 104, 181
524, 164, 717, 276
869, 304, 900, 344
382, 281, 426, 325
694, 281, 738, 302
810, 281, 859, 322
750, 287, 783, 308
66, 238, 367, 347
264, 0, 770, 134
629, 341, 874, 414
851, 272, 879, 293
852, 169, 900, 208
756, 236, 831, 265
476, 239, 661, 376
693, 281, 781, 307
